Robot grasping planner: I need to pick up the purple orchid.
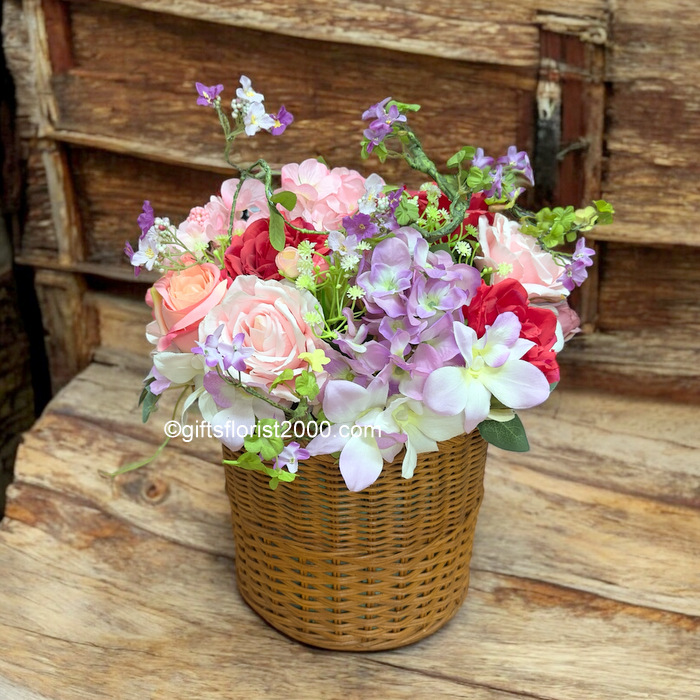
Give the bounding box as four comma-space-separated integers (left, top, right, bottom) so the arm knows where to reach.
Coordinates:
195, 82, 224, 107
274, 442, 309, 474
137, 200, 155, 239
270, 105, 294, 136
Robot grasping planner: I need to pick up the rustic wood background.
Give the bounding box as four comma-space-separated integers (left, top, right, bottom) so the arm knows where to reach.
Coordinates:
2, 0, 699, 395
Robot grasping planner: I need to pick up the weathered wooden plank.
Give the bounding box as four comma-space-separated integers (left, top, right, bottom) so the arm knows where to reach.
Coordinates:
1, 485, 523, 700
69, 147, 224, 266
1, 478, 698, 699
69, 0, 543, 68
34, 269, 99, 392
18, 362, 700, 618
559, 329, 700, 403
596, 243, 700, 333
599, 1, 700, 246
50, 2, 531, 215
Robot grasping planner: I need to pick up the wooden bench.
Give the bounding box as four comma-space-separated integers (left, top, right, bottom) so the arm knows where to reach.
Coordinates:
1, 357, 698, 698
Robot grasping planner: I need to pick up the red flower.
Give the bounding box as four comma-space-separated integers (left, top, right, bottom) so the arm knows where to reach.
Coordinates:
465, 279, 560, 383
224, 217, 328, 281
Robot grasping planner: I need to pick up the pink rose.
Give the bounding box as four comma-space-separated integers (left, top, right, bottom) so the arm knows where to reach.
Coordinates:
150, 263, 228, 352
476, 213, 567, 302
199, 276, 329, 401
280, 159, 366, 231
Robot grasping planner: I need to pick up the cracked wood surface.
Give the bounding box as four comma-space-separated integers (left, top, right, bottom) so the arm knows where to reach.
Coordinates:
1, 361, 699, 699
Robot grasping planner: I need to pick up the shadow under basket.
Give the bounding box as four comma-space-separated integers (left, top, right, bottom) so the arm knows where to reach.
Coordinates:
222, 430, 488, 651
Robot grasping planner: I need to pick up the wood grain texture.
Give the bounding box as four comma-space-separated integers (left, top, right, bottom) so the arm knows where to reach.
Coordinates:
52, 2, 533, 176
1, 359, 699, 698
69, 0, 544, 68
599, 0, 700, 246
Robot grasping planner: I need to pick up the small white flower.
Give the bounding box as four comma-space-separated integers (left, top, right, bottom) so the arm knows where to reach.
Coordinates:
236, 75, 264, 103
347, 285, 365, 300
340, 253, 360, 271
244, 102, 275, 136
455, 241, 472, 257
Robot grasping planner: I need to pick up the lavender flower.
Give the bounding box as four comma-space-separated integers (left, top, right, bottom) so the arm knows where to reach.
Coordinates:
484, 164, 504, 199
270, 105, 294, 136
274, 441, 310, 474
124, 241, 140, 278
472, 148, 494, 170
149, 366, 171, 395
244, 102, 275, 136
137, 200, 155, 239
192, 326, 226, 368
363, 123, 393, 153
219, 332, 255, 373
195, 82, 224, 107
497, 145, 534, 186
369, 104, 406, 132
362, 97, 391, 121
572, 237, 595, 267
342, 212, 378, 240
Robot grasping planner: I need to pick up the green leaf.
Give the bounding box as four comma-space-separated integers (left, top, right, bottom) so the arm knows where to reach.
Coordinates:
138, 376, 155, 407
446, 146, 475, 168
430, 243, 451, 254
270, 368, 294, 390
268, 206, 286, 252
549, 381, 559, 393
593, 199, 615, 225
141, 389, 159, 424
478, 414, 530, 452
388, 100, 421, 112
271, 190, 297, 211
466, 166, 488, 191
295, 371, 319, 400
395, 196, 419, 226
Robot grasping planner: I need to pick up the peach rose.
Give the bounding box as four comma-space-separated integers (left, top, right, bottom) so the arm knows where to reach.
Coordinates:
199, 276, 329, 401
476, 213, 567, 302
150, 263, 228, 352
280, 159, 366, 231
275, 246, 301, 278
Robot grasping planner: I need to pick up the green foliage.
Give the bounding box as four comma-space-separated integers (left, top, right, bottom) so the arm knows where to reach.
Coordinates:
268, 206, 286, 252
395, 194, 420, 226
295, 371, 319, 401
271, 190, 297, 211
478, 414, 530, 452
140, 387, 159, 423
387, 100, 421, 113
593, 199, 615, 225
223, 451, 296, 490
244, 420, 284, 461
466, 166, 490, 191
447, 146, 476, 168
270, 368, 294, 390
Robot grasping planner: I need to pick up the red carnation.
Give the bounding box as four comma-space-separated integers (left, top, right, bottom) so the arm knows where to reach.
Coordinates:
465, 279, 560, 383
224, 217, 328, 282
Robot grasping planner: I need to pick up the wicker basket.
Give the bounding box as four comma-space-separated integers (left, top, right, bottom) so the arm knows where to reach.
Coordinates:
222, 430, 488, 651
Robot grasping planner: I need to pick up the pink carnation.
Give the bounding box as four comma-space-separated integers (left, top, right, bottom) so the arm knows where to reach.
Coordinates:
280, 159, 366, 231
476, 213, 567, 302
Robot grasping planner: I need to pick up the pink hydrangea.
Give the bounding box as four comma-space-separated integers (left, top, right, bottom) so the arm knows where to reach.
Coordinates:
180, 178, 269, 244
280, 159, 366, 231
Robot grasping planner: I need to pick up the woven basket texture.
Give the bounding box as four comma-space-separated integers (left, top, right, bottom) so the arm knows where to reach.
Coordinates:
223, 429, 488, 651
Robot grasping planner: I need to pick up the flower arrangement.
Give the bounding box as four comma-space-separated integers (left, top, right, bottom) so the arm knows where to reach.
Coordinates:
120, 76, 613, 492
